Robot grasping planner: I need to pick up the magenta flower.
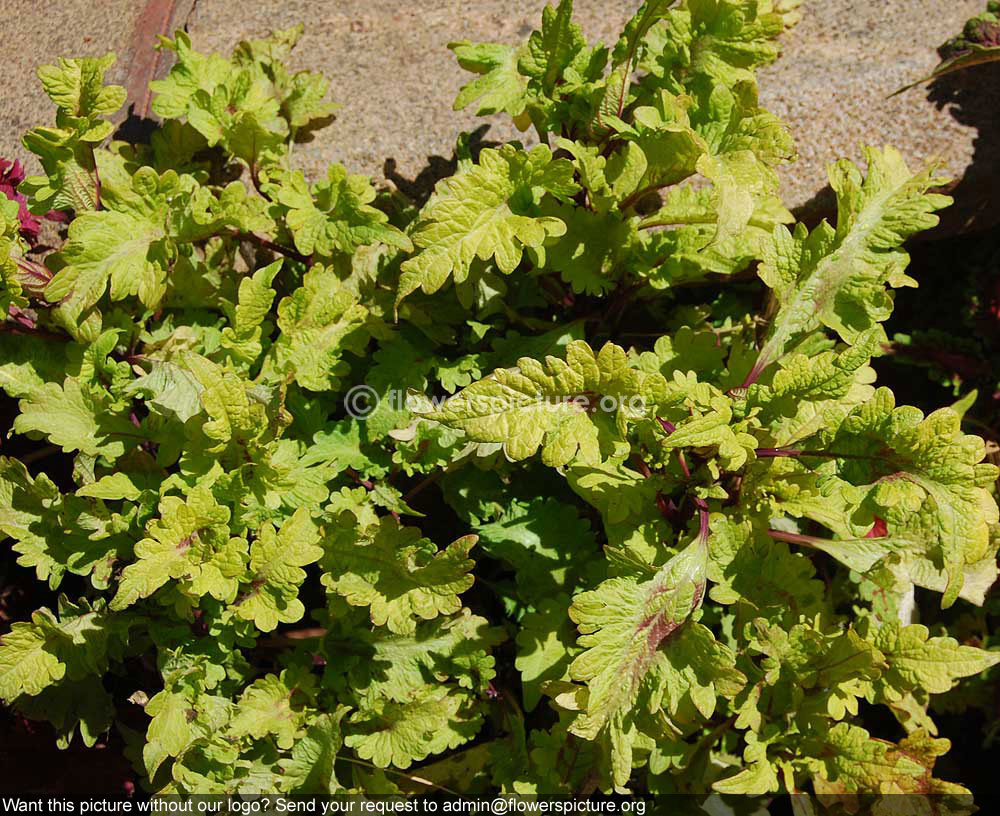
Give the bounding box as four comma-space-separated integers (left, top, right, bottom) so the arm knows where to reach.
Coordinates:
0, 157, 41, 243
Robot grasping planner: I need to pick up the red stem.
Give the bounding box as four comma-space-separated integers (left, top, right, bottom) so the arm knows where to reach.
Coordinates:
658, 419, 692, 477
92, 153, 102, 210
756, 447, 875, 461
346, 468, 374, 491
0, 321, 67, 343
618, 183, 663, 213
235, 231, 311, 265
766, 529, 825, 547
402, 470, 442, 503
677, 451, 691, 479
756, 447, 804, 458
740, 357, 768, 389
632, 455, 652, 479
697, 505, 710, 542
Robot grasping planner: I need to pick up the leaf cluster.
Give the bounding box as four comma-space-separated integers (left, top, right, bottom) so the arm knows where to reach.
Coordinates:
0, 1, 997, 804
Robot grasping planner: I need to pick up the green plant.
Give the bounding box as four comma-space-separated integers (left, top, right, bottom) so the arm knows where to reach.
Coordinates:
1, 0, 998, 804
896, 0, 1000, 92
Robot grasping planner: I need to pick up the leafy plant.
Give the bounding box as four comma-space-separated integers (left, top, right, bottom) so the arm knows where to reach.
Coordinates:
896, 0, 1000, 92
1, 0, 998, 804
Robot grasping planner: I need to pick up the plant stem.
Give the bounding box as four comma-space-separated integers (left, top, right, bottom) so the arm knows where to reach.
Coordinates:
637, 211, 716, 230
346, 467, 374, 491
693, 715, 737, 758
756, 447, 879, 461
618, 183, 662, 213
0, 321, 67, 343
740, 355, 769, 389
18, 444, 61, 465
766, 528, 825, 548
698, 504, 710, 541
677, 450, 692, 479
755, 447, 805, 458
91, 147, 102, 210
632, 455, 652, 478
234, 231, 310, 265
402, 469, 444, 503
658, 418, 694, 477
336, 755, 461, 796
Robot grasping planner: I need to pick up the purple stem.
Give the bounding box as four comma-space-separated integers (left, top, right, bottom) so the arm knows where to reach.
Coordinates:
346, 468, 374, 491
656, 493, 679, 522
740, 356, 768, 389
657, 418, 692, 477
756, 447, 805, 458
632, 455, 653, 479
766, 529, 825, 547
756, 447, 874, 461
677, 451, 692, 479
92, 153, 102, 210
698, 505, 710, 542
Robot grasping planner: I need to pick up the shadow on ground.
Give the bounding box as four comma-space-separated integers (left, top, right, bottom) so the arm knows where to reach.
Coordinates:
928, 60, 1000, 234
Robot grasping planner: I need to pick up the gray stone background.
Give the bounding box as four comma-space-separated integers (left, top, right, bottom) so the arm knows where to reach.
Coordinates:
1, 1, 995, 226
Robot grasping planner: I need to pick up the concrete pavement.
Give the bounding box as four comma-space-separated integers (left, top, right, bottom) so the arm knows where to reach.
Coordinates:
0, 1, 992, 216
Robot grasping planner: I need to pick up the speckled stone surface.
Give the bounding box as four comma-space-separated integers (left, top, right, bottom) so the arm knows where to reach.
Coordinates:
756, 0, 994, 221
0, 0, 139, 150
179, 1, 634, 196
0, 0, 993, 213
